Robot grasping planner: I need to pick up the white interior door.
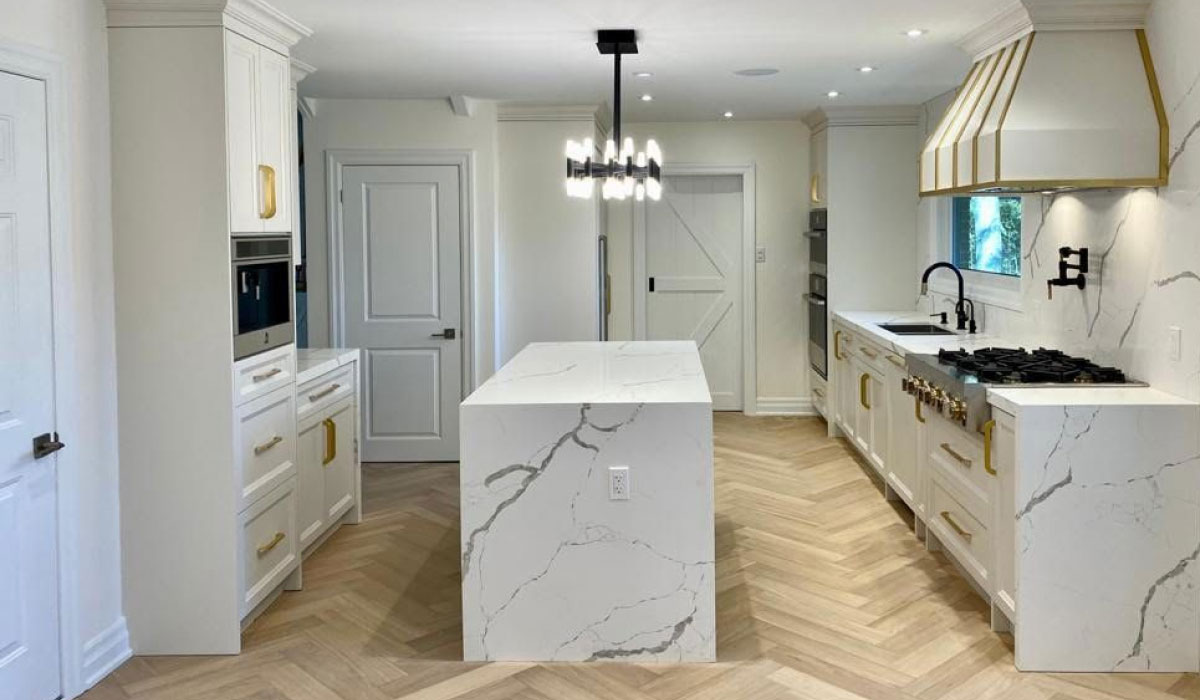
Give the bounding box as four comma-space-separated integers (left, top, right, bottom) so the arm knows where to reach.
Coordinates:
642, 174, 744, 410
340, 164, 462, 462
0, 70, 61, 700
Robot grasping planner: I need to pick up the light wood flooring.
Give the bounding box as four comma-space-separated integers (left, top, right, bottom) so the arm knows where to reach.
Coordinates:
85, 414, 1199, 700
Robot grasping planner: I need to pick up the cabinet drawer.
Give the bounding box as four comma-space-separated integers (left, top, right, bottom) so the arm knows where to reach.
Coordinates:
297, 362, 355, 420
855, 337, 888, 373
234, 344, 295, 406
929, 477, 992, 591
237, 384, 297, 510
811, 370, 828, 418
239, 477, 298, 617
926, 413, 991, 515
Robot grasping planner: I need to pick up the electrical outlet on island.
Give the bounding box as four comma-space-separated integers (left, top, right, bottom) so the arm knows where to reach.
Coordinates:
609, 465, 630, 500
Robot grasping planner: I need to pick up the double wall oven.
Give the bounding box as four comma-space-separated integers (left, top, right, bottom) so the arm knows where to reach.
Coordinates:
232, 235, 294, 360
803, 209, 828, 378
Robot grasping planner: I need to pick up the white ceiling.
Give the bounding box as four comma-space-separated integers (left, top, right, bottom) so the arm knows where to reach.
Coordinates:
276, 0, 999, 121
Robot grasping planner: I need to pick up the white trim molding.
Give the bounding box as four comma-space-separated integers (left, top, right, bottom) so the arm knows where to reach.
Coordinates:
803, 105, 921, 132
958, 0, 1151, 59
325, 148, 478, 394
105, 0, 312, 53
81, 618, 131, 689
756, 397, 816, 416
632, 162, 758, 415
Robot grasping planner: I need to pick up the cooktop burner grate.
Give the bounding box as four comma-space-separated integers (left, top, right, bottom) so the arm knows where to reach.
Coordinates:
935, 347, 1128, 385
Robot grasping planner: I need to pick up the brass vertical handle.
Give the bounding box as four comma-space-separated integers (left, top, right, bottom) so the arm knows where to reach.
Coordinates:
982, 419, 997, 476
810, 173, 821, 204
258, 164, 277, 219
322, 418, 337, 466
914, 395, 926, 424
834, 330, 844, 360
859, 373, 871, 410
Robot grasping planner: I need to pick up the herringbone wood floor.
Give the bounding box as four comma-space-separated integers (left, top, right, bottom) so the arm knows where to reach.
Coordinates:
85, 414, 1199, 700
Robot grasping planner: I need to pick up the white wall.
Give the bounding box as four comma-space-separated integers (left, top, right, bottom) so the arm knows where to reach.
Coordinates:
497, 118, 600, 363
917, 0, 1200, 400
606, 120, 810, 412
0, 0, 125, 694
303, 98, 500, 383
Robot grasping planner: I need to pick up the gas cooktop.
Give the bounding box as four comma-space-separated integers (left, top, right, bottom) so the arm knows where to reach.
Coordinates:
934, 347, 1134, 385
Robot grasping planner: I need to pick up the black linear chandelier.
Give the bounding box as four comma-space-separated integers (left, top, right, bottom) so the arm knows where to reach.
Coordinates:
565, 29, 663, 201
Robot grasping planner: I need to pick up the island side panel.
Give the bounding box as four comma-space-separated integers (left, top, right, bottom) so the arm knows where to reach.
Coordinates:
1013, 404, 1200, 672
459, 401, 715, 662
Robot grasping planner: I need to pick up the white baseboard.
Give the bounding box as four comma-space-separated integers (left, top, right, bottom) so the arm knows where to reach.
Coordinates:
80, 616, 131, 691
755, 397, 816, 416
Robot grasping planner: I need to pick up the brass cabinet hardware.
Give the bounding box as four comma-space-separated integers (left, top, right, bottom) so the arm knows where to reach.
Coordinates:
258, 164, 277, 219
859, 373, 871, 410
860, 346, 879, 360
254, 435, 283, 456
940, 511, 973, 542
308, 383, 341, 402
810, 173, 822, 204
813, 387, 825, 399
914, 396, 926, 424
833, 330, 844, 360
256, 531, 286, 557
322, 418, 337, 466
886, 354, 905, 369
940, 442, 972, 468
252, 367, 282, 383
982, 419, 997, 476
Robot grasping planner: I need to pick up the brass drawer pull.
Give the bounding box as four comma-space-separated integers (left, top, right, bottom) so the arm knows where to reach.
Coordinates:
254, 435, 283, 455
860, 346, 879, 360
256, 531, 286, 557
859, 373, 871, 410
308, 383, 341, 402
886, 355, 906, 369
252, 367, 282, 383
982, 420, 997, 476
322, 418, 337, 466
914, 396, 926, 424
258, 164, 277, 219
940, 443, 972, 468
813, 387, 825, 399
940, 511, 973, 542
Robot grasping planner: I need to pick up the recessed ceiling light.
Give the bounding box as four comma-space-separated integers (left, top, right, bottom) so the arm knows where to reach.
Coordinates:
640, 94, 653, 102
734, 68, 780, 77
905, 28, 927, 38
634, 71, 653, 78
827, 90, 841, 99
723, 111, 734, 119
858, 65, 876, 73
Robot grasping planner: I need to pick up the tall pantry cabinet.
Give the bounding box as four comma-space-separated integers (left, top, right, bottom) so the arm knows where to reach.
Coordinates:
106, 0, 311, 655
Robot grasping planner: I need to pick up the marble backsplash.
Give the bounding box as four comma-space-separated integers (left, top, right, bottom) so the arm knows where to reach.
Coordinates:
920, 0, 1200, 402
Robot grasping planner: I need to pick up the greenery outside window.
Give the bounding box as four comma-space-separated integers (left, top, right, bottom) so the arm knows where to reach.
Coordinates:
951, 196, 1021, 277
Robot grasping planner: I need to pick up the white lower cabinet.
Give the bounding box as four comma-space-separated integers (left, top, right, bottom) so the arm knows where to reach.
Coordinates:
295, 356, 361, 554
990, 409, 1017, 624
238, 477, 299, 617
884, 352, 921, 514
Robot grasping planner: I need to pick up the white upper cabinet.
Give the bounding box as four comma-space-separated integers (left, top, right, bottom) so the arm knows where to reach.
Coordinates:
225, 31, 293, 235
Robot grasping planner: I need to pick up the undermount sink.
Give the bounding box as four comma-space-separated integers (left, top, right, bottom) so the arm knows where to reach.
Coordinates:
877, 323, 957, 336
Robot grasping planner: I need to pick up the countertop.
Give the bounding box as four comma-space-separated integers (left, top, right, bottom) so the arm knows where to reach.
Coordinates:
296, 347, 360, 385
834, 311, 1199, 410
462, 341, 711, 406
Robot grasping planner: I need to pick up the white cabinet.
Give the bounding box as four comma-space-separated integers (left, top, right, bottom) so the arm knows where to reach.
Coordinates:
990, 409, 1017, 624
295, 356, 361, 553
225, 31, 293, 235
810, 127, 828, 206
884, 352, 921, 513
832, 323, 856, 438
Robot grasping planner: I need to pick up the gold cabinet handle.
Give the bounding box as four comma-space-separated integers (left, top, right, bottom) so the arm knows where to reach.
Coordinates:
254, 435, 283, 455
860, 346, 879, 360
914, 395, 926, 424
833, 330, 844, 361
258, 164, 277, 219
859, 373, 871, 410
886, 355, 906, 369
940, 511, 973, 542
308, 383, 341, 402
812, 387, 825, 399
322, 418, 337, 466
810, 173, 822, 204
252, 367, 282, 383
256, 531, 286, 557
940, 443, 972, 468
982, 419, 997, 476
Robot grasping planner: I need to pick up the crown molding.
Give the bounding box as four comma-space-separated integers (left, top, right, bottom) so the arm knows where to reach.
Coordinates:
804, 105, 921, 130
958, 1, 1031, 60
290, 56, 316, 85
105, 0, 311, 52
958, 0, 1150, 59
497, 103, 607, 126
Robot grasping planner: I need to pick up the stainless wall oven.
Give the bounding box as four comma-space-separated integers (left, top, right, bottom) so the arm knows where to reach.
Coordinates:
804, 273, 828, 378
232, 236, 294, 360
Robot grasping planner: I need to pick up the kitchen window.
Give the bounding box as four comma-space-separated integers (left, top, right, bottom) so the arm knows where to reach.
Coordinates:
951, 196, 1022, 277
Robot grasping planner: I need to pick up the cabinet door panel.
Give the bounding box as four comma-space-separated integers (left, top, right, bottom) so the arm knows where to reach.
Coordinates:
256, 46, 292, 234
324, 400, 357, 522
867, 369, 888, 472
886, 358, 920, 510
225, 31, 261, 234
296, 417, 326, 548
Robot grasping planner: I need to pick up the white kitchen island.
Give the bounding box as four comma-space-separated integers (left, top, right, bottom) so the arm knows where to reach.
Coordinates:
459, 341, 715, 662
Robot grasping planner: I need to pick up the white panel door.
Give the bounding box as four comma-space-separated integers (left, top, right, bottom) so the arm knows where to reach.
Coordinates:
255, 45, 292, 234
0, 70, 60, 700
341, 165, 462, 462
643, 175, 743, 410
224, 30, 261, 234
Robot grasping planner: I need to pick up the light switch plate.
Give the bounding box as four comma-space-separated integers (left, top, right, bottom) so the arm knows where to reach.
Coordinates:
755, 247, 767, 263
1169, 326, 1182, 361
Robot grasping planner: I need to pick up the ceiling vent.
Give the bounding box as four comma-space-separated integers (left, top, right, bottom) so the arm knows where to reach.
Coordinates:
919, 0, 1167, 196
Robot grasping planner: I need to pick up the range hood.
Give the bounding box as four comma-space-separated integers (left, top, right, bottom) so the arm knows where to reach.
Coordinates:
920, 0, 1167, 196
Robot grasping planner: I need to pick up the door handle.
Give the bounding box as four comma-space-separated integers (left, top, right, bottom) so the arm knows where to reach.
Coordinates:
430, 328, 456, 339
33, 432, 65, 460
258, 164, 277, 219
648, 276, 655, 293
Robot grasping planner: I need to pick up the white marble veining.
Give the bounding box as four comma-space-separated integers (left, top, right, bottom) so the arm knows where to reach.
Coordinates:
1010, 402, 1200, 672
460, 342, 715, 662
296, 347, 360, 385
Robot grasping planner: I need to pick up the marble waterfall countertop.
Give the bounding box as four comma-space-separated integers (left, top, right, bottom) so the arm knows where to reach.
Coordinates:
463, 341, 711, 406
296, 347, 360, 384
